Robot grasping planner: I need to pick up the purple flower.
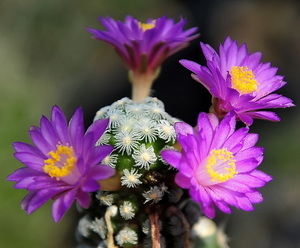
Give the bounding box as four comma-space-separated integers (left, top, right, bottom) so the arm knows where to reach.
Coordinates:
180, 37, 294, 125
87, 15, 198, 74
86, 16, 199, 101
7, 106, 115, 222
161, 111, 272, 218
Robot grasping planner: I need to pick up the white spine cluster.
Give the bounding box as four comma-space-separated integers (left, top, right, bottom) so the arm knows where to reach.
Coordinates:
94, 97, 177, 195
121, 169, 143, 188
90, 218, 107, 239
119, 201, 136, 220
115, 227, 138, 246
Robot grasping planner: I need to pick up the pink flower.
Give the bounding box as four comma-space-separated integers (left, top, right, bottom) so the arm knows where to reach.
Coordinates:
87, 15, 198, 74
180, 37, 294, 125
161, 111, 272, 218
86, 15, 199, 101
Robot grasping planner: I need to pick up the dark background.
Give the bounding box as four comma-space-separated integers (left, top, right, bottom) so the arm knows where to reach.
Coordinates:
1, 0, 299, 247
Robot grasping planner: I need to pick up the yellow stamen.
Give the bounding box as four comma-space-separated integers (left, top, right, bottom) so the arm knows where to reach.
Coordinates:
230, 66, 259, 94
206, 148, 237, 183
138, 20, 156, 32
43, 144, 77, 179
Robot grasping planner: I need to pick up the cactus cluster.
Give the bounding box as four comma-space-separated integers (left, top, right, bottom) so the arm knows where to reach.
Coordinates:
75, 97, 203, 248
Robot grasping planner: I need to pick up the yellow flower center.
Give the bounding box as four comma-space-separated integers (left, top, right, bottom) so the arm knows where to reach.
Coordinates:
43, 144, 77, 180
230, 66, 259, 94
206, 148, 237, 183
138, 20, 156, 32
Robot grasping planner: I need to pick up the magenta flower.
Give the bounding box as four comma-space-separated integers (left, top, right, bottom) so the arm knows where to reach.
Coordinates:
87, 15, 198, 74
7, 106, 115, 222
180, 37, 294, 125
161, 111, 272, 218
86, 15, 199, 101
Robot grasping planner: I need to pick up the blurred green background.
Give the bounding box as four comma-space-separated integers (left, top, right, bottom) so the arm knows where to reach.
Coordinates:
1, 0, 299, 247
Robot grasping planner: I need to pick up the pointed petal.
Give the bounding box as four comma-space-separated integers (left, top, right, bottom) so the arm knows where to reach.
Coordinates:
86, 118, 110, 146
88, 164, 115, 181
88, 145, 113, 167
81, 178, 100, 192
26, 187, 64, 215
40, 116, 59, 147
7, 167, 44, 181
76, 189, 91, 208
51, 106, 70, 144
13, 152, 45, 171
160, 150, 182, 169
69, 107, 84, 153
175, 172, 191, 188
52, 188, 77, 222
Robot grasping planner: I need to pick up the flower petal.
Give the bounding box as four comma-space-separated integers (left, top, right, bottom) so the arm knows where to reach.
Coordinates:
52, 188, 77, 222
81, 178, 100, 193
88, 164, 115, 181
76, 189, 91, 209
88, 145, 113, 167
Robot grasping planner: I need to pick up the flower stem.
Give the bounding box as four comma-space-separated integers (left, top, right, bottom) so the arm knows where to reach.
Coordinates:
129, 68, 160, 102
